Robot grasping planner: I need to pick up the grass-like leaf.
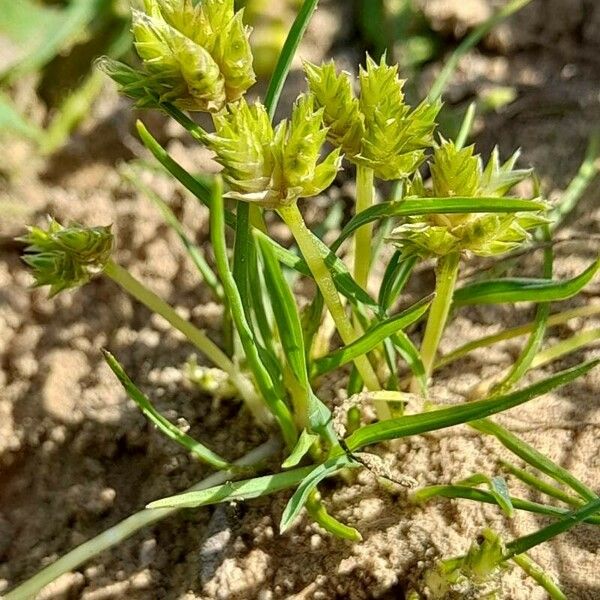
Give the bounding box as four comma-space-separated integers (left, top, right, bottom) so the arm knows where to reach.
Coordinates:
148, 464, 316, 510
471, 420, 597, 502
435, 304, 600, 371
411, 485, 600, 525
103, 351, 232, 472
504, 497, 600, 559
258, 234, 334, 436
454, 258, 600, 306
282, 430, 320, 469
346, 359, 600, 450
332, 197, 547, 252
280, 454, 360, 533
311, 298, 430, 377
264, 0, 320, 119
210, 178, 297, 448
492, 225, 553, 393
378, 253, 418, 312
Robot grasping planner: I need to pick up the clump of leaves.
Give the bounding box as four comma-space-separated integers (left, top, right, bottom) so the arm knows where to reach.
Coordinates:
7, 1, 600, 599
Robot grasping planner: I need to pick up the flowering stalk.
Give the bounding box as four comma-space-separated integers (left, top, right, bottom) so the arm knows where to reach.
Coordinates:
278, 203, 383, 395
20, 219, 267, 423
102, 261, 267, 422
410, 252, 460, 393
354, 164, 375, 289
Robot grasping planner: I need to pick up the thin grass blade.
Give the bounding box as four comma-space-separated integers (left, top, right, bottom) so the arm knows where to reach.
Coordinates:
332, 197, 546, 252
454, 258, 600, 306
346, 360, 600, 450
103, 350, 232, 471
312, 298, 430, 377
280, 454, 359, 533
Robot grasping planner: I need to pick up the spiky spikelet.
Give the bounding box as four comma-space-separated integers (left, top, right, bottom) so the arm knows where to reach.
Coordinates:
100, 0, 255, 112
388, 139, 547, 258
208, 96, 342, 207
19, 218, 114, 296
305, 55, 439, 180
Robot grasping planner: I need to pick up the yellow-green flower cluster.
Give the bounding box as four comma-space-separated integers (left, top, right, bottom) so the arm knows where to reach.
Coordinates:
305, 56, 440, 180
20, 219, 114, 296
207, 95, 342, 207
103, 0, 255, 112
388, 140, 547, 257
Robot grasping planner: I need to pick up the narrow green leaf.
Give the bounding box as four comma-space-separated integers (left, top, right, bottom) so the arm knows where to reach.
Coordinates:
258, 234, 310, 388
454, 258, 600, 306
346, 360, 600, 450
103, 350, 232, 471
457, 473, 513, 517
280, 454, 360, 533
490, 476, 514, 517
282, 430, 320, 469
500, 461, 581, 507
258, 234, 333, 435
312, 298, 430, 377
391, 331, 427, 395
455, 102, 477, 150
210, 178, 297, 449
305, 492, 362, 541
122, 166, 223, 301
411, 485, 600, 525
378, 253, 418, 312
147, 465, 315, 510
136, 121, 215, 210
504, 498, 600, 559
332, 197, 547, 252
511, 554, 567, 600
492, 225, 553, 393
264, 0, 320, 119
471, 419, 597, 502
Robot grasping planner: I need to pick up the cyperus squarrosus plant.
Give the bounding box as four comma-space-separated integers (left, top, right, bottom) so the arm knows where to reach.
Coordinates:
8, 1, 600, 598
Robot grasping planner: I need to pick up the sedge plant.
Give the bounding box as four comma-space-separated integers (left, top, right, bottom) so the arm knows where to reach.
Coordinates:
7, 0, 600, 598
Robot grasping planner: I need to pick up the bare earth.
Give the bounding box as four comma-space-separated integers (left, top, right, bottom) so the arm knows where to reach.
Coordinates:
1, 1, 599, 598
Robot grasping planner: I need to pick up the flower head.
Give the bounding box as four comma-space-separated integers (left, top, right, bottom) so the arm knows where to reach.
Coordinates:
207, 96, 342, 208
305, 56, 440, 180
19, 218, 114, 296
388, 139, 547, 257
101, 0, 255, 112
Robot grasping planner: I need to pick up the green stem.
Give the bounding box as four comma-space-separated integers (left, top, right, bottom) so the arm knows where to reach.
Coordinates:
412, 252, 460, 393
511, 554, 567, 600
3, 438, 281, 600
210, 181, 297, 448
103, 261, 267, 424
278, 203, 383, 396
354, 165, 375, 289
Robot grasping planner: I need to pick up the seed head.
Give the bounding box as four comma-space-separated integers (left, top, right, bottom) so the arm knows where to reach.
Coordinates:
100, 0, 255, 112
305, 55, 440, 180
388, 139, 547, 258
207, 96, 342, 208
19, 218, 114, 296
